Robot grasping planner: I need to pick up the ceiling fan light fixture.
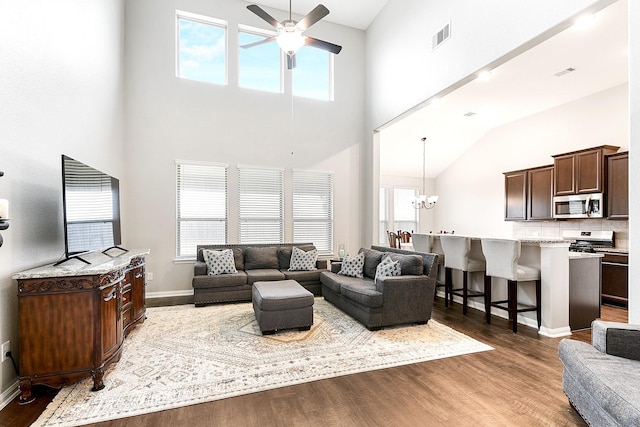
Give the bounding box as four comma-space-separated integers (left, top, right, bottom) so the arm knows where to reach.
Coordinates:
277, 25, 305, 55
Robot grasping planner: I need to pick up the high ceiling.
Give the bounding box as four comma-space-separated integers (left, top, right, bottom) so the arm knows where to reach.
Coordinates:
243, 0, 389, 30
380, 0, 628, 178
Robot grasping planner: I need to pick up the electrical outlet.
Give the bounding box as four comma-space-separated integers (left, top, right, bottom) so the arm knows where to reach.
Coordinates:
1, 340, 10, 362
146, 272, 153, 281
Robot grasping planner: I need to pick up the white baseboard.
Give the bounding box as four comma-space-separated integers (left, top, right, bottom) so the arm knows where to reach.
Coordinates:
146, 289, 194, 300
0, 380, 19, 411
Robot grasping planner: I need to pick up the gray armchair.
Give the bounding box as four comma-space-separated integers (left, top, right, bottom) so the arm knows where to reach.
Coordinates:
558, 320, 640, 426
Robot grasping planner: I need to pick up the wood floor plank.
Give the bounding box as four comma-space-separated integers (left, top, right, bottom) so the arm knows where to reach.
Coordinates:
0, 301, 627, 427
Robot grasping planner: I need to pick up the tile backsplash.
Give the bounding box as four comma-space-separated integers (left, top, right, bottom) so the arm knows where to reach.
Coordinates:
512, 219, 629, 249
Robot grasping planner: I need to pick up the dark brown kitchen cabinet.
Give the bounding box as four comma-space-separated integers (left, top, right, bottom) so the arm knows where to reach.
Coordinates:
504, 170, 527, 221
553, 145, 619, 196
527, 165, 554, 220
601, 253, 628, 308
606, 151, 628, 220
504, 165, 553, 221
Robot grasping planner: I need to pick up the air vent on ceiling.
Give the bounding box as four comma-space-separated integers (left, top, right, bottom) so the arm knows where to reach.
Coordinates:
555, 67, 576, 77
432, 22, 451, 50
464, 112, 476, 117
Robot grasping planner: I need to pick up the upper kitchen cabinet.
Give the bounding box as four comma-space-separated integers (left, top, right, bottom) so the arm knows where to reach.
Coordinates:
553, 145, 619, 196
504, 165, 554, 221
606, 151, 628, 219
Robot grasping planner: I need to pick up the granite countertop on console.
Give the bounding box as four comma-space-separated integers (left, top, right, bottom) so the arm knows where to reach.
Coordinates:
12, 249, 151, 280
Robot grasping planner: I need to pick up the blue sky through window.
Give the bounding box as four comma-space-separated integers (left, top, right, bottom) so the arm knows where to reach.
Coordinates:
239, 31, 281, 93
178, 18, 226, 85
293, 46, 331, 101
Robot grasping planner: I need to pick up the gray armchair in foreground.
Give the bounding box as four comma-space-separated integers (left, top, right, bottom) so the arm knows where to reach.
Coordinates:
558, 320, 640, 426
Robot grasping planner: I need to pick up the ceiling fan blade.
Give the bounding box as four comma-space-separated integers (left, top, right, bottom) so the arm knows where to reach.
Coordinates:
240, 36, 276, 49
296, 4, 330, 31
305, 37, 342, 54
247, 5, 282, 29
287, 53, 296, 70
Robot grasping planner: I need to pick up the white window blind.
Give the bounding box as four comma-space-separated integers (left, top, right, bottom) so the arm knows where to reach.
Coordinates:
292, 170, 333, 255
393, 187, 418, 234
176, 162, 227, 259
238, 166, 284, 244
379, 187, 389, 245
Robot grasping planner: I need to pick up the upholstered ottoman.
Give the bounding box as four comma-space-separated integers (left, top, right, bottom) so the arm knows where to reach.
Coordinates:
252, 280, 314, 335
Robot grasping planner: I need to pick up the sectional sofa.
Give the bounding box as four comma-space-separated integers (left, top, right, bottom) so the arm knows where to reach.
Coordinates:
192, 243, 327, 306
320, 246, 438, 330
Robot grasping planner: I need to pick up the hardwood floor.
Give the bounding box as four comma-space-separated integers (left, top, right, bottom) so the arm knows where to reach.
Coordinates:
0, 301, 627, 427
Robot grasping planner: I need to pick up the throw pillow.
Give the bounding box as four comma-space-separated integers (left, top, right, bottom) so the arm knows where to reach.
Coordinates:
338, 252, 365, 278
374, 255, 401, 284
288, 247, 318, 271
203, 249, 238, 275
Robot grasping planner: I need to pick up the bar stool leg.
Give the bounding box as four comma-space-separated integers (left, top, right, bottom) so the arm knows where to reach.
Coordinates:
484, 275, 491, 323
462, 271, 469, 315
444, 267, 452, 307
509, 280, 518, 333
536, 279, 542, 330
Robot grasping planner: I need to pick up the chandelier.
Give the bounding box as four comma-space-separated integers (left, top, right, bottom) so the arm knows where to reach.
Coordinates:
412, 137, 439, 209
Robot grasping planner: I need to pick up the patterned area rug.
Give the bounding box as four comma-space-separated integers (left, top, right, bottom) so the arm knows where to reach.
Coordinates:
34, 299, 493, 426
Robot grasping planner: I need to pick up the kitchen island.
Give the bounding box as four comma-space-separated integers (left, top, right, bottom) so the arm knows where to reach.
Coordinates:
414, 234, 581, 337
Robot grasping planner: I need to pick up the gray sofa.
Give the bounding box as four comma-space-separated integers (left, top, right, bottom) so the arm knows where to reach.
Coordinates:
192, 243, 327, 307
320, 246, 438, 330
558, 320, 640, 426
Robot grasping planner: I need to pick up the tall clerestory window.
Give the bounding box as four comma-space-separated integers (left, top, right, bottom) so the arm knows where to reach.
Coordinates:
176, 11, 227, 85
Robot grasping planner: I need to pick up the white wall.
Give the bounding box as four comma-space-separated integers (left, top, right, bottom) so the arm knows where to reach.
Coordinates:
0, 0, 125, 402
433, 84, 629, 236
124, 0, 366, 295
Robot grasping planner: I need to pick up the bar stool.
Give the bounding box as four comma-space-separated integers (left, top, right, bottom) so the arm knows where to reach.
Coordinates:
480, 238, 541, 333
440, 235, 489, 314
412, 234, 446, 299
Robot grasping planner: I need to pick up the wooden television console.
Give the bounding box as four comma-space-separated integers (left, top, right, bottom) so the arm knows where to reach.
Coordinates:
13, 249, 149, 403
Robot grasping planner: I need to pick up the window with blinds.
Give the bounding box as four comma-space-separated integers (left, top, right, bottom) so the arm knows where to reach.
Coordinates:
238, 166, 284, 244
176, 161, 227, 259
393, 187, 419, 234
292, 170, 333, 255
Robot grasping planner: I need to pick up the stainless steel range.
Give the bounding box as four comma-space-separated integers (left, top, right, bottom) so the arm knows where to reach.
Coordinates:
562, 230, 614, 253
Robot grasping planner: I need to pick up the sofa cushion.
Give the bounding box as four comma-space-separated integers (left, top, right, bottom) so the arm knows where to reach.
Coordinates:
278, 245, 315, 269
338, 252, 365, 278
244, 247, 279, 270
340, 282, 383, 308
386, 252, 423, 276
203, 249, 238, 275
284, 269, 322, 283
192, 271, 248, 289
358, 248, 384, 279
319, 271, 343, 294
231, 247, 245, 271
375, 255, 401, 284
288, 247, 318, 271
246, 269, 286, 284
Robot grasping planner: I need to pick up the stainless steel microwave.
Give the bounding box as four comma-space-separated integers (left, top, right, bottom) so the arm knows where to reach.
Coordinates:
553, 193, 604, 219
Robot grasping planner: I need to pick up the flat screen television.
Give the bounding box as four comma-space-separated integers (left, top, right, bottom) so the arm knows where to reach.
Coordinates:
57, 155, 125, 265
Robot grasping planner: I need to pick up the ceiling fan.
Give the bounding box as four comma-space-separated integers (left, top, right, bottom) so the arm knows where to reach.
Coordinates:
243, 1, 342, 70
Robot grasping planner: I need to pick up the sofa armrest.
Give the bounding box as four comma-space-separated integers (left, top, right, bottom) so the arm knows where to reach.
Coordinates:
316, 259, 328, 270
592, 320, 640, 361
330, 262, 342, 273
375, 275, 434, 294
194, 260, 207, 276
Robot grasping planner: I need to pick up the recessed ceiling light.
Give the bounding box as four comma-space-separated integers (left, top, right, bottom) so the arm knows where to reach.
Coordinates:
574, 14, 596, 30
478, 71, 492, 81
555, 67, 576, 77
464, 112, 476, 117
